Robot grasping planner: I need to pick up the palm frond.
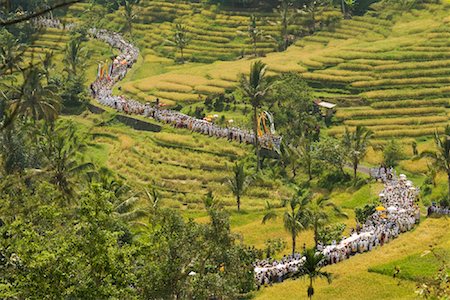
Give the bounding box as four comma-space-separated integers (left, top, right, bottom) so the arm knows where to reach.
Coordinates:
262, 211, 278, 224
115, 196, 140, 213
118, 209, 148, 222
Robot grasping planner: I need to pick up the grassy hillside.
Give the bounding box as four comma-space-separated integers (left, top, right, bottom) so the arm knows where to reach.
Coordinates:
67, 111, 293, 212
18, 27, 112, 84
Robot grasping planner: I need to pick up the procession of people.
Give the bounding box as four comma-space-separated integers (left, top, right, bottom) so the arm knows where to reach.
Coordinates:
33, 17, 437, 290
427, 203, 450, 216
254, 174, 420, 287
88, 26, 281, 150
32, 17, 282, 150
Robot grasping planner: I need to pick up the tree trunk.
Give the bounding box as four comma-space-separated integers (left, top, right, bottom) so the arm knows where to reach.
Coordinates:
180, 47, 184, 64
282, 9, 288, 50
353, 158, 358, 181
253, 105, 260, 171
341, 0, 346, 18
309, 277, 314, 300
292, 233, 296, 255
237, 195, 241, 212
447, 172, 450, 201
314, 222, 318, 249
308, 160, 312, 181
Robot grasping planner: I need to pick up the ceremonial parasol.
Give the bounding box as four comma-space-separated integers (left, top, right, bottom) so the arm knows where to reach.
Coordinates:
376, 206, 386, 211
387, 206, 397, 212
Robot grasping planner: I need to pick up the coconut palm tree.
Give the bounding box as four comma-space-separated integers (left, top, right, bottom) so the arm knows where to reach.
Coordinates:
263, 189, 311, 255
63, 38, 86, 76
342, 125, 373, 182
239, 60, 272, 171
113, 195, 149, 224
227, 162, 252, 212
420, 126, 450, 200
121, 0, 137, 35
308, 197, 348, 249
0, 31, 24, 76
301, 248, 332, 300
290, 136, 314, 181
248, 15, 263, 57
8, 67, 60, 123
40, 51, 54, 84
91, 167, 151, 225
166, 23, 191, 64
145, 184, 163, 214
301, 0, 328, 33
277, 0, 294, 50
37, 122, 94, 198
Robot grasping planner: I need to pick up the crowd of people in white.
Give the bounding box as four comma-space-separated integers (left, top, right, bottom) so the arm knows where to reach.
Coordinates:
90, 28, 281, 149
370, 166, 396, 182
32, 16, 75, 30
32, 17, 282, 150
33, 17, 437, 288
427, 204, 450, 216
254, 174, 420, 287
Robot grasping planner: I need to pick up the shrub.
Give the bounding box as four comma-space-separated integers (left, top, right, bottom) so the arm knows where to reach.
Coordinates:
317, 171, 351, 190
355, 204, 376, 224
382, 139, 405, 167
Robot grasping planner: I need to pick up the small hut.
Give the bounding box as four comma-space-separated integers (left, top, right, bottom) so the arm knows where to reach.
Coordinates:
314, 100, 337, 118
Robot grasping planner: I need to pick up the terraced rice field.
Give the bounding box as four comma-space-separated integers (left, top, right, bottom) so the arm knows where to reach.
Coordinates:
89, 2, 450, 141
71, 112, 293, 211
67, 0, 340, 63
20, 26, 113, 83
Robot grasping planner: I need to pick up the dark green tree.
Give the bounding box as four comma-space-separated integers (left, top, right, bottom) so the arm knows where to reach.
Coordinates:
37, 122, 94, 197
420, 126, 450, 201
227, 162, 252, 212
8, 66, 60, 123
263, 189, 311, 255
300, 248, 333, 300
121, 0, 137, 35
248, 15, 263, 57
63, 37, 86, 77
308, 196, 348, 248
239, 60, 272, 171
271, 73, 316, 142
342, 126, 374, 182
383, 139, 404, 167
167, 23, 191, 64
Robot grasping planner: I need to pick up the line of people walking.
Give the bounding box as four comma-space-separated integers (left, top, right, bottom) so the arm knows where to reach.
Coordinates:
31, 17, 281, 150
254, 174, 420, 287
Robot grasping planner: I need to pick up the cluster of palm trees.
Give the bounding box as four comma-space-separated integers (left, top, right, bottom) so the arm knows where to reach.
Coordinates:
420, 125, 450, 202
259, 189, 340, 299
262, 188, 347, 254
239, 60, 271, 171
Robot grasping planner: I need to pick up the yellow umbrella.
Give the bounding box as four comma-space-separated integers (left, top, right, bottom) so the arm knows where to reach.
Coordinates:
376, 206, 386, 211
